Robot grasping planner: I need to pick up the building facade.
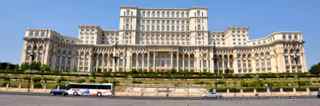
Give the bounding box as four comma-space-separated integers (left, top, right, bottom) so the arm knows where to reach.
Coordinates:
20, 6, 307, 74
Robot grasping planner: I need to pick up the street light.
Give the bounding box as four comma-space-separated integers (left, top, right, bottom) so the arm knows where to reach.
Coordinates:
212, 40, 219, 92
27, 50, 35, 93
111, 42, 119, 96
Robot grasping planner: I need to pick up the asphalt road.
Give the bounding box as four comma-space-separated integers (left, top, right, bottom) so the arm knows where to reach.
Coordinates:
0, 93, 320, 106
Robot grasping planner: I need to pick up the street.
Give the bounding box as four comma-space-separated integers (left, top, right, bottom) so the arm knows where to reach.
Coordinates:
0, 93, 320, 106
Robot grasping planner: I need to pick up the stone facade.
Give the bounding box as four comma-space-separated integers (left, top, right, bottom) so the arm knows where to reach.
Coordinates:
20, 6, 307, 74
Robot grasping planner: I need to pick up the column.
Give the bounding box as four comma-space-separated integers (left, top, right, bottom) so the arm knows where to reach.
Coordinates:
170, 52, 173, 70
212, 54, 215, 73
278, 50, 286, 73
88, 52, 92, 72
102, 53, 105, 72
126, 52, 132, 72
252, 58, 256, 73
95, 54, 99, 72
246, 58, 249, 73
77, 52, 81, 72
188, 54, 191, 72
147, 52, 150, 72
122, 54, 125, 72
288, 53, 292, 73
182, 53, 185, 71
216, 55, 220, 74
142, 52, 145, 71
153, 52, 156, 72
222, 55, 225, 74
112, 53, 115, 72
196, 54, 200, 72
227, 55, 230, 69
300, 53, 305, 72
176, 52, 179, 72
239, 56, 242, 74
106, 54, 109, 72
108, 54, 112, 72
200, 54, 203, 72
206, 54, 210, 72
136, 53, 139, 70
21, 41, 28, 64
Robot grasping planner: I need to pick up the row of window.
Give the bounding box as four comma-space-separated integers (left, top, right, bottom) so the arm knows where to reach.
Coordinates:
138, 40, 190, 45
231, 30, 247, 33
28, 31, 49, 37
282, 34, 299, 40
139, 25, 191, 31
132, 10, 191, 18
138, 19, 190, 24
284, 55, 301, 65
80, 28, 97, 32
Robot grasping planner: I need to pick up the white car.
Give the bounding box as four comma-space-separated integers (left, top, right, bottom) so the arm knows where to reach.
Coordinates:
204, 92, 223, 99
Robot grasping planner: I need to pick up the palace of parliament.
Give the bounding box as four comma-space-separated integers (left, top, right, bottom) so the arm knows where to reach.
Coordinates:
21, 6, 307, 74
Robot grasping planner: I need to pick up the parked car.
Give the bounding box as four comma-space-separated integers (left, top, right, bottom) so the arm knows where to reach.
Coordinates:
317, 90, 320, 98
203, 92, 222, 99
50, 86, 69, 96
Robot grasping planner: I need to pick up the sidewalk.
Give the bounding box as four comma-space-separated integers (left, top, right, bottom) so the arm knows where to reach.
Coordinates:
0, 87, 317, 97
0, 87, 50, 93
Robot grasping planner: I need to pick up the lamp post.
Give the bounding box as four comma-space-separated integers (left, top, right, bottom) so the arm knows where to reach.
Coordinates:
212, 40, 219, 92
291, 41, 304, 91
111, 42, 119, 96
27, 51, 35, 93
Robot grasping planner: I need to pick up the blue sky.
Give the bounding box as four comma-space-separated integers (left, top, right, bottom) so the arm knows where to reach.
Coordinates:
0, 0, 319, 68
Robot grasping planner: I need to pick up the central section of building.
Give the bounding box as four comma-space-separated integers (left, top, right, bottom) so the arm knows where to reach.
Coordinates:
21, 6, 307, 74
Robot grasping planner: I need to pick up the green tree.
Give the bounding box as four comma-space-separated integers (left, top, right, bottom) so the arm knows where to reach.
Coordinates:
30, 62, 41, 71
0, 62, 18, 71
40, 64, 50, 73
20, 63, 30, 71
309, 62, 320, 74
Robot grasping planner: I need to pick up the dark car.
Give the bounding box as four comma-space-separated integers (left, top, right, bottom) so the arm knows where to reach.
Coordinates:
317, 90, 320, 98
50, 86, 68, 96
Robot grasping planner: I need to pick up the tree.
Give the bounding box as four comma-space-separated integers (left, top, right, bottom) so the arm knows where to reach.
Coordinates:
309, 62, 320, 74
30, 62, 41, 71
0, 62, 18, 70
20, 63, 30, 71
40, 64, 50, 73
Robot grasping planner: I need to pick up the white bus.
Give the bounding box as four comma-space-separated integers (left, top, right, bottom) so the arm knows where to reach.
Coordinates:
65, 83, 113, 96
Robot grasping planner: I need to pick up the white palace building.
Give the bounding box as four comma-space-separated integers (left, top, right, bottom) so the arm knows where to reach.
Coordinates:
20, 6, 307, 74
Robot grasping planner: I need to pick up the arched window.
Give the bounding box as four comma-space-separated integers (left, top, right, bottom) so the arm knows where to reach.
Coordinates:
284, 49, 288, 54
176, 12, 179, 17
266, 52, 270, 55
171, 11, 174, 17
147, 11, 150, 17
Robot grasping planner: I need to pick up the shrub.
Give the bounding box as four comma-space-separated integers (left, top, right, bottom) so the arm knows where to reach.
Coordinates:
229, 88, 240, 92
216, 88, 227, 92
296, 87, 307, 91
256, 88, 266, 92
33, 82, 42, 88
271, 88, 281, 92
89, 79, 96, 83
77, 79, 86, 83
193, 80, 207, 85
297, 80, 311, 87
32, 77, 42, 82
283, 87, 293, 92
309, 87, 319, 91
243, 88, 254, 92
99, 79, 110, 83
132, 80, 143, 84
